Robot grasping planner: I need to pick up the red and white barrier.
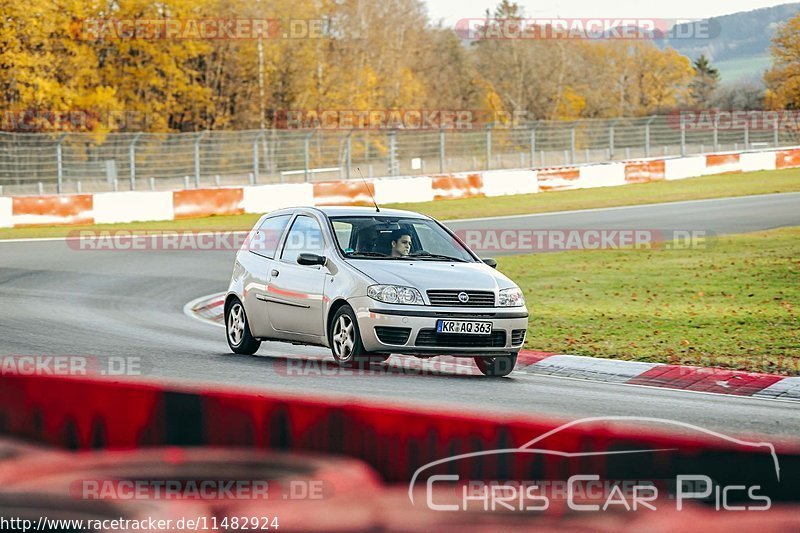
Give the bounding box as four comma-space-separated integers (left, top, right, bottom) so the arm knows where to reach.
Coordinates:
173, 188, 244, 219
577, 162, 626, 188
0, 196, 11, 228
705, 153, 741, 174
741, 151, 777, 173
312, 179, 377, 205
242, 183, 314, 213
3, 146, 799, 227
373, 176, 435, 204
481, 169, 538, 196
93, 191, 174, 224
776, 148, 800, 168
432, 173, 484, 200
624, 159, 665, 183
536, 167, 581, 191
12, 194, 94, 226
664, 155, 706, 180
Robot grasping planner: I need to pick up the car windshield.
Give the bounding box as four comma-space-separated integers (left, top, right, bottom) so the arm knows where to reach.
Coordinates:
329, 216, 475, 262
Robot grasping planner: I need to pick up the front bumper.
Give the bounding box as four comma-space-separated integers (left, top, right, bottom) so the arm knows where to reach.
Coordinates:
350, 296, 529, 356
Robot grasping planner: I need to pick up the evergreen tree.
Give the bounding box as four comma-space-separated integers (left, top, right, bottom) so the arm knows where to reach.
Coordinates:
689, 54, 720, 107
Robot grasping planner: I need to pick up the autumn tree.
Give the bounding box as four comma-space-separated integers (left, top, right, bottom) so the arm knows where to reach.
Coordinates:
471, 2, 582, 120
0, 0, 700, 132
624, 43, 694, 114
0, 0, 121, 132
712, 81, 764, 110
765, 13, 800, 109
92, 0, 219, 131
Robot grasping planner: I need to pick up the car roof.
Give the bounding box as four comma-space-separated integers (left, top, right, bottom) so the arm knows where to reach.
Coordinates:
266, 206, 431, 219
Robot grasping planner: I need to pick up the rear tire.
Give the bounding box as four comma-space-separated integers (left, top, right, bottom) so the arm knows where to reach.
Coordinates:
474, 353, 517, 377
226, 299, 261, 355
329, 305, 383, 366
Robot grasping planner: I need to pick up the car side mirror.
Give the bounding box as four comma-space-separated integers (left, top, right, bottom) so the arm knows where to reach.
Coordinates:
482, 257, 498, 269
297, 253, 326, 266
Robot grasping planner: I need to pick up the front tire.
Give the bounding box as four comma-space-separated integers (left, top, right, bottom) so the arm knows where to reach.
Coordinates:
474, 353, 517, 377
329, 305, 376, 366
226, 299, 261, 355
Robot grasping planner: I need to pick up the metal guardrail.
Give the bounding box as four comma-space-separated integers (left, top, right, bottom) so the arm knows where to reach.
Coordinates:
0, 115, 795, 195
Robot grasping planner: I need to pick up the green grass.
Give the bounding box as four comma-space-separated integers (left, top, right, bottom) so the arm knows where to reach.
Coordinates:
1, 167, 798, 240
501, 227, 800, 374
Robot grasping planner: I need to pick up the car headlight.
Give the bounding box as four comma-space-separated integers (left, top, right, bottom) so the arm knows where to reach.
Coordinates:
367, 284, 424, 305
499, 287, 525, 307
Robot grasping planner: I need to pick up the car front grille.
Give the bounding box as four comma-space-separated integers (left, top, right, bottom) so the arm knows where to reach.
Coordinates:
374, 326, 411, 345
427, 290, 496, 307
432, 312, 496, 318
415, 329, 507, 348
511, 329, 526, 346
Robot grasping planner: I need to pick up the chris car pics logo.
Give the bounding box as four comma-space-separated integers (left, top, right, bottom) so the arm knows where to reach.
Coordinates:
408, 416, 777, 513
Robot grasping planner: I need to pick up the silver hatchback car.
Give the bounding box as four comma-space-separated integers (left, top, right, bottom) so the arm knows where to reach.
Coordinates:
225, 206, 528, 376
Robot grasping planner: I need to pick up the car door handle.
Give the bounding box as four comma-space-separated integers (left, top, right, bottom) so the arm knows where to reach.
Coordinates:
271, 269, 280, 277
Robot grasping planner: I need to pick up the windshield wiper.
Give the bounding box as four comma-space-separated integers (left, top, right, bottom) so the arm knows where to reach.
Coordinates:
344, 251, 412, 260
344, 251, 424, 261
409, 252, 468, 262
344, 251, 386, 257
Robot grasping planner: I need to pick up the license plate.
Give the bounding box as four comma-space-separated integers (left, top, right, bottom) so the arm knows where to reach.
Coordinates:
436, 320, 492, 335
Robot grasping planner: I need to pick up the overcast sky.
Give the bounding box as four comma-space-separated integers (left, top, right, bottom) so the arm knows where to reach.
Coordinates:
424, 0, 795, 25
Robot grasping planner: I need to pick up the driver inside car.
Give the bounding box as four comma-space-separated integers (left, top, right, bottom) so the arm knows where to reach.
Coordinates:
390, 231, 413, 257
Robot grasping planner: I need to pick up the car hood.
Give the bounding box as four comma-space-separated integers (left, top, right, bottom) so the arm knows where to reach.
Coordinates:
349, 260, 517, 291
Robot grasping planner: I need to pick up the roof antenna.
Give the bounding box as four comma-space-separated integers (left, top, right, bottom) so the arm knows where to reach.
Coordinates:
357, 167, 380, 212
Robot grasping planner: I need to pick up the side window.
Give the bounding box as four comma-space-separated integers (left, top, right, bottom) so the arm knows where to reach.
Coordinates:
250, 214, 291, 259
332, 220, 354, 250
281, 215, 326, 264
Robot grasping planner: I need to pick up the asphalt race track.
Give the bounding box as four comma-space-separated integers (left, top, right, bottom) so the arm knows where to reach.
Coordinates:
1, 193, 799, 439
447, 191, 800, 254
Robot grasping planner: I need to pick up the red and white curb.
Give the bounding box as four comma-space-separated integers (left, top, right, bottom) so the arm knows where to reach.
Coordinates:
186, 292, 799, 400
183, 292, 226, 328
516, 354, 800, 401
